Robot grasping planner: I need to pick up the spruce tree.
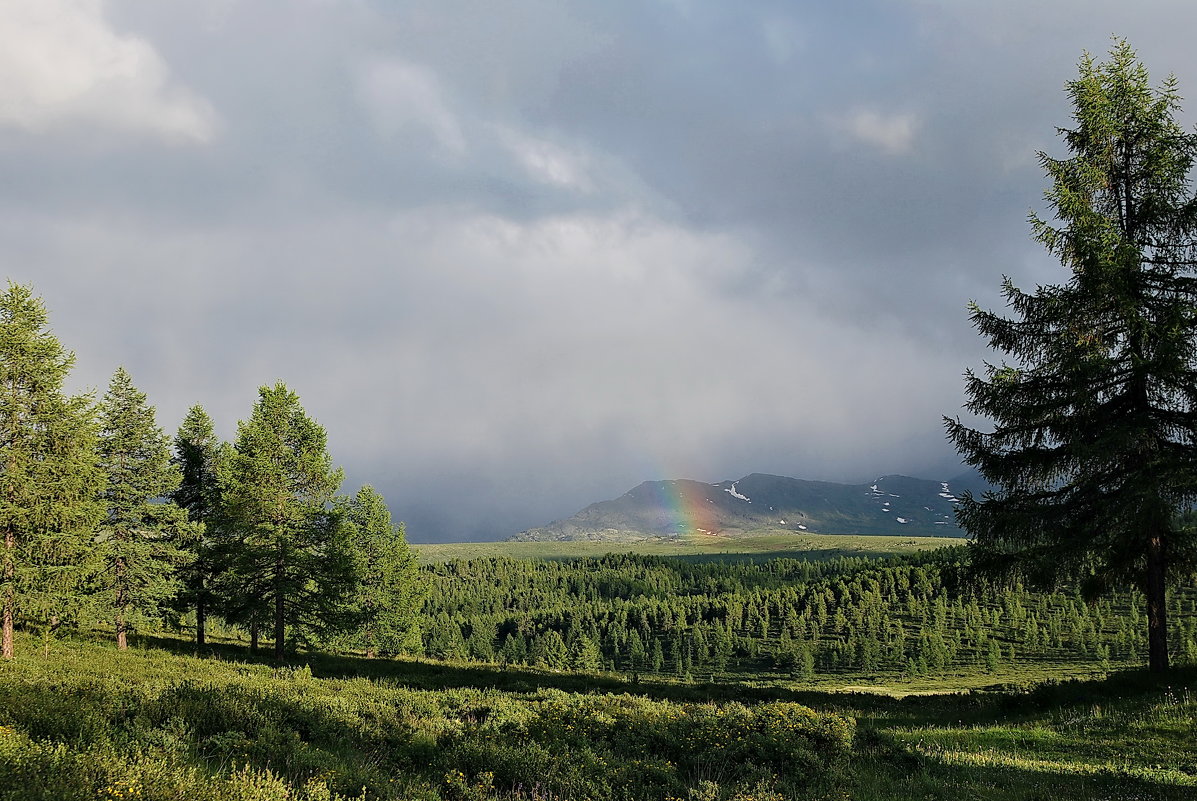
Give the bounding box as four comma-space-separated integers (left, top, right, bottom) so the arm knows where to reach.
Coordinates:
947, 41, 1197, 672
171, 405, 224, 646
218, 382, 348, 660
93, 368, 192, 650
340, 485, 422, 657
0, 283, 104, 659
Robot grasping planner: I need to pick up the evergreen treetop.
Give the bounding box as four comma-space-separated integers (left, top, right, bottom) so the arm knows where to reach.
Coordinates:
172, 404, 225, 647
341, 484, 422, 657
93, 367, 192, 649
219, 382, 348, 660
0, 283, 104, 659
947, 40, 1197, 671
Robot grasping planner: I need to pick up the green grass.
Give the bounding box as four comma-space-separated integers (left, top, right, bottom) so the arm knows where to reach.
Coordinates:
0, 633, 854, 801
413, 531, 962, 563
843, 669, 1197, 800
2, 631, 1194, 800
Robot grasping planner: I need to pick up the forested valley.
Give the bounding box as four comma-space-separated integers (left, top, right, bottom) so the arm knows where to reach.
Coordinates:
415, 551, 1197, 682
3, 271, 1195, 800
7, 38, 1197, 801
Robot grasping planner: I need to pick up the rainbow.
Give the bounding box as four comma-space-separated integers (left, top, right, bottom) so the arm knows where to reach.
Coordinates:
653, 479, 722, 537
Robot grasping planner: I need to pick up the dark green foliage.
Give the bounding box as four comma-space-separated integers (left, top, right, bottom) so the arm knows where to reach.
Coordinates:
413, 550, 1197, 680
0, 283, 104, 659
172, 405, 225, 647
91, 368, 193, 650
217, 383, 350, 660
337, 485, 423, 657
946, 41, 1197, 672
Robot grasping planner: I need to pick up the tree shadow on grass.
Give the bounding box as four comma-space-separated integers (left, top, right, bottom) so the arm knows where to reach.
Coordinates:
855, 737, 1196, 801
863, 664, 1197, 729
138, 629, 969, 712
132, 631, 1196, 725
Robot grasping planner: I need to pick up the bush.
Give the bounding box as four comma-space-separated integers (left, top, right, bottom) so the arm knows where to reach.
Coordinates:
437, 690, 854, 800
0, 636, 854, 801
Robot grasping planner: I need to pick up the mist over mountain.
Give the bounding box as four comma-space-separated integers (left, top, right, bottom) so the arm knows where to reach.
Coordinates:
512, 472, 983, 542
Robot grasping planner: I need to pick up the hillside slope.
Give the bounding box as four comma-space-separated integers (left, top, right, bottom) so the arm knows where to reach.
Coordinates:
514, 473, 974, 541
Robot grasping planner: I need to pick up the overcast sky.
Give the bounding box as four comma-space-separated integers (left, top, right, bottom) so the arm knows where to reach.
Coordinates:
5, 1, 1197, 541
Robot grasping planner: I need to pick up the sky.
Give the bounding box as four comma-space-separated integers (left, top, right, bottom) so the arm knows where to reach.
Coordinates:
5, 1, 1197, 542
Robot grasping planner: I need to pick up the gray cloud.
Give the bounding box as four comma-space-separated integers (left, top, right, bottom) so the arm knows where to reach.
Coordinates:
5, 1, 1196, 539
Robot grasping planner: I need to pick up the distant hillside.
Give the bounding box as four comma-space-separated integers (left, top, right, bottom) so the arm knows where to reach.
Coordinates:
512, 473, 980, 541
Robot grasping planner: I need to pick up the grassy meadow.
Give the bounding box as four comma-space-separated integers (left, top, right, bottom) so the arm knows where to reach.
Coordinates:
1, 632, 1194, 801
412, 531, 963, 563
2, 535, 1195, 800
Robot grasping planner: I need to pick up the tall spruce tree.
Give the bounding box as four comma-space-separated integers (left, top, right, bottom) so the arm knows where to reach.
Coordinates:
0, 283, 104, 659
94, 368, 192, 650
946, 41, 1197, 672
340, 485, 422, 657
219, 382, 348, 660
171, 405, 224, 647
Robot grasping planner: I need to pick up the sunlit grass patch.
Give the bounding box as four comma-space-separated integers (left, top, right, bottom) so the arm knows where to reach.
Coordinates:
906, 742, 1197, 786
413, 532, 959, 563
0, 634, 854, 800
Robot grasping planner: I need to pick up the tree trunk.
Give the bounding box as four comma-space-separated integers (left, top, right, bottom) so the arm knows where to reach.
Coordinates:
43, 617, 59, 657
2, 525, 13, 660
2, 588, 12, 660
196, 577, 206, 647
1146, 533, 1169, 672
250, 620, 259, 653
274, 558, 285, 662
115, 555, 127, 651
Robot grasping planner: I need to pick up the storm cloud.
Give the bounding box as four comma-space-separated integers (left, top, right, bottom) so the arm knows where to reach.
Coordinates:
5, 1, 1195, 539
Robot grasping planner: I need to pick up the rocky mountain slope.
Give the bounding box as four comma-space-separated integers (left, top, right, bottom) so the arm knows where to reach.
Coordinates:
512, 472, 983, 541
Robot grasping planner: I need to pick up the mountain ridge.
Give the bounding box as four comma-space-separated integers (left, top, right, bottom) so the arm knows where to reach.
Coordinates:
511, 472, 982, 541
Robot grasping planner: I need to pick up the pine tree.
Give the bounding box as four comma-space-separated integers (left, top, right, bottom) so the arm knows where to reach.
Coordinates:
795, 640, 815, 680
568, 633, 603, 672
171, 405, 224, 646
986, 639, 1002, 674
467, 619, 497, 661
93, 368, 193, 650
947, 41, 1197, 672
340, 485, 422, 657
650, 638, 665, 673
0, 284, 104, 659
218, 382, 348, 660
533, 628, 568, 669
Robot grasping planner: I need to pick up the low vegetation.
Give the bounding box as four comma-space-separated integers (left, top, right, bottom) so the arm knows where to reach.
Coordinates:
0, 634, 856, 801
414, 532, 960, 564
3, 539, 1196, 800
1, 626, 1194, 800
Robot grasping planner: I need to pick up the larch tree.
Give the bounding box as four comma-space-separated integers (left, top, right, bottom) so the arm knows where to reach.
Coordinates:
0, 283, 104, 659
340, 485, 422, 657
218, 382, 349, 660
93, 368, 193, 650
171, 404, 224, 647
946, 41, 1197, 672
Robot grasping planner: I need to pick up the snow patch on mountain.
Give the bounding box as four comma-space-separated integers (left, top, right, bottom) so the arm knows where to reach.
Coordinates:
725, 482, 751, 502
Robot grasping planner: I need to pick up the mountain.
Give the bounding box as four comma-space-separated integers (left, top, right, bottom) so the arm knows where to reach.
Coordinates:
512, 473, 979, 541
